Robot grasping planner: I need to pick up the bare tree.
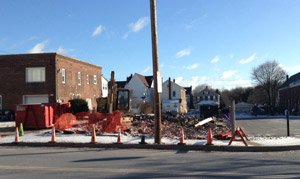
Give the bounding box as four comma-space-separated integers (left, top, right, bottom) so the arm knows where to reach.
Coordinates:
251, 60, 286, 114
192, 84, 211, 95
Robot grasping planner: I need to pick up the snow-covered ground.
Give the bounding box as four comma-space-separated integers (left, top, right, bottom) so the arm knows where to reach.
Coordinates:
236, 113, 300, 119
1, 128, 300, 147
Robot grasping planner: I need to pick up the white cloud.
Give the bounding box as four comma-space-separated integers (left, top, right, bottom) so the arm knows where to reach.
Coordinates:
239, 53, 256, 64
176, 47, 191, 58
28, 40, 48, 53
293, 66, 300, 71
211, 56, 220, 63
28, 36, 38, 41
131, 17, 149, 32
279, 64, 300, 74
176, 76, 210, 88
92, 25, 104, 37
222, 70, 238, 79
229, 78, 252, 87
124, 17, 149, 39
229, 53, 234, 59
159, 64, 164, 68
142, 66, 151, 74
175, 76, 183, 84
184, 63, 199, 70
57, 46, 74, 54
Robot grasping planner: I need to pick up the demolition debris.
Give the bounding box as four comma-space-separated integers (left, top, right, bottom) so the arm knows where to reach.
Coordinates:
128, 114, 231, 139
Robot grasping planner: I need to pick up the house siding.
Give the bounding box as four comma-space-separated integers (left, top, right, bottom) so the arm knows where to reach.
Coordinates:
161, 80, 187, 113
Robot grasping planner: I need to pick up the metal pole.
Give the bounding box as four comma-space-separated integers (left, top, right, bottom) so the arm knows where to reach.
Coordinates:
286, 110, 290, 136
150, 0, 162, 144
230, 100, 236, 135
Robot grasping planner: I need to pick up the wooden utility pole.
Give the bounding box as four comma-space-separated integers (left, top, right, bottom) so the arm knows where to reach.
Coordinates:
150, 0, 162, 144
230, 100, 236, 135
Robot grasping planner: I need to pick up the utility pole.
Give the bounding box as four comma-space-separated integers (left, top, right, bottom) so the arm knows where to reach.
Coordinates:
150, 0, 162, 144
230, 100, 236, 135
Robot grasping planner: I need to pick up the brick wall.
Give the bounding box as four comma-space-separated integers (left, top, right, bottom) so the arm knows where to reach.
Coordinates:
0, 53, 102, 111
278, 85, 300, 111
55, 54, 102, 110
0, 53, 56, 110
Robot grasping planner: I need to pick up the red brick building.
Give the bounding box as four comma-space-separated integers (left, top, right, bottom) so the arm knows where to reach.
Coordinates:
0, 53, 102, 111
278, 72, 300, 114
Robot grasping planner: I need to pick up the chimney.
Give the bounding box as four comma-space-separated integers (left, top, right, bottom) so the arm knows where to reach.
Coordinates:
286, 75, 289, 82
173, 79, 175, 83
169, 77, 171, 99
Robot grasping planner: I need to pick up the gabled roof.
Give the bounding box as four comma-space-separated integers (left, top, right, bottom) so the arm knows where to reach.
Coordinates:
136, 73, 153, 88
197, 86, 219, 96
162, 79, 185, 90
280, 72, 300, 89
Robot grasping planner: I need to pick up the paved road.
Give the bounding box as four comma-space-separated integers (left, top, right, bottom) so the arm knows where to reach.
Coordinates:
236, 118, 300, 136
1, 147, 300, 178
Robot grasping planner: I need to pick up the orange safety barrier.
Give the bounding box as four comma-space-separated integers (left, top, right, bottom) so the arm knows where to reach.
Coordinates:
54, 110, 128, 133
228, 126, 249, 146
213, 131, 232, 140
54, 113, 78, 131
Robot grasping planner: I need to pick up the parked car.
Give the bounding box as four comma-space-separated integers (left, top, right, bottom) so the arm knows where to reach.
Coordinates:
0, 109, 15, 121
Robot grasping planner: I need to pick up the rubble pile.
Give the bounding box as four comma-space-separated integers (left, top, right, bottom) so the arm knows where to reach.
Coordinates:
128, 114, 231, 139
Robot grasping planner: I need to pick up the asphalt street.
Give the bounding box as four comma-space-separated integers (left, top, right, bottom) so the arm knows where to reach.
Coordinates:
1, 147, 300, 178
236, 118, 300, 137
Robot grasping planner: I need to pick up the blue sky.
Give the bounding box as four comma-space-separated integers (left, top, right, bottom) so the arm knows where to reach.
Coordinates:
1, 0, 300, 90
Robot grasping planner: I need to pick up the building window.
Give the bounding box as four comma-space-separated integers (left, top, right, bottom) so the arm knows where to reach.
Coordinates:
78, 72, 81, 86
94, 75, 97, 84
26, 67, 45, 82
0, 95, 2, 110
205, 96, 208, 100
210, 96, 213, 100
173, 91, 176, 97
200, 96, 203, 101
62, 69, 66, 84
87, 75, 89, 84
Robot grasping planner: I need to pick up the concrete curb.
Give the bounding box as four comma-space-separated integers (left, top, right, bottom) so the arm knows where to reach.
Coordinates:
1, 142, 300, 152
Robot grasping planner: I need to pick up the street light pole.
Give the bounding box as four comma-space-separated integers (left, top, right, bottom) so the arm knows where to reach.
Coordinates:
150, 0, 162, 144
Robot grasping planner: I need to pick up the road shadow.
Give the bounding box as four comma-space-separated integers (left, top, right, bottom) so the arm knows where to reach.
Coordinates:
73, 156, 145, 162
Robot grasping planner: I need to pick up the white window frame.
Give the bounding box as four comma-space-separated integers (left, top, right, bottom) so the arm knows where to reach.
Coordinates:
26, 67, 46, 83
0, 95, 2, 110
94, 75, 97, 84
87, 75, 89, 84
78, 72, 81, 86
62, 68, 66, 84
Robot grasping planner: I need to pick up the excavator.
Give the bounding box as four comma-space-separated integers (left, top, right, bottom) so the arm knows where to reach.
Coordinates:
96, 71, 131, 115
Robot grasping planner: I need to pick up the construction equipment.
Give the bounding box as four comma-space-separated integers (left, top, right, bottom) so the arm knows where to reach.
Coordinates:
97, 71, 131, 114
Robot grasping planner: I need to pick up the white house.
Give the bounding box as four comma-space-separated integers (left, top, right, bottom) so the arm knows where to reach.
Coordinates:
101, 76, 108, 98
125, 73, 153, 113
161, 78, 187, 113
